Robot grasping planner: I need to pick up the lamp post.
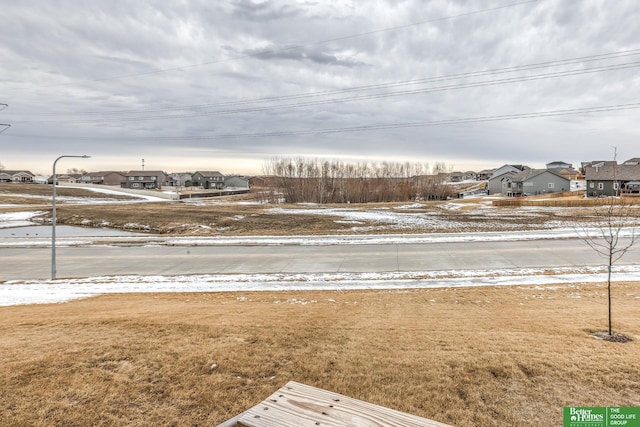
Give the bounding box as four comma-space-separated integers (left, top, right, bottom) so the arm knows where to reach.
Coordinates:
52, 155, 90, 279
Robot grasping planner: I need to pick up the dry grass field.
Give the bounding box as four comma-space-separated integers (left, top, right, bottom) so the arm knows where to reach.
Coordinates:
2, 183, 629, 235
1, 283, 639, 427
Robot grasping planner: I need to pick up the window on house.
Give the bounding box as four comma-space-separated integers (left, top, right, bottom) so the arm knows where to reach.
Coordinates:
613, 182, 619, 190
598, 183, 604, 190
151, 176, 156, 181
548, 183, 555, 189
589, 182, 594, 188
129, 176, 134, 181
139, 176, 144, 180
132, 183, 140, 188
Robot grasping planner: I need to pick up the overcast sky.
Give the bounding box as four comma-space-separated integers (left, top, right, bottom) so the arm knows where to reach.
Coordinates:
1, 0, 639, 175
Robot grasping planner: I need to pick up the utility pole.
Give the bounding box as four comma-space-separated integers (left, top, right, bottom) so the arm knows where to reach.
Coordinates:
52, 155, 91, 279
142, 158, 145, 171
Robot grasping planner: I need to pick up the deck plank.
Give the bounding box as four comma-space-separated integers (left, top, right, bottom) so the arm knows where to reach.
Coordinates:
228, 381, 453, 427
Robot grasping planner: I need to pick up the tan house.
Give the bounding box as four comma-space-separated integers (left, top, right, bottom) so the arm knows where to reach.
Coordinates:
80, 171, 126, 186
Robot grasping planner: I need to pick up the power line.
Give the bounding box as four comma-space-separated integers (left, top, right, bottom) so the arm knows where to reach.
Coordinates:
8, 102, 639, 141
10, 60, 640, 124
160, 103, 640, 139
12, 47, 640, 121
0, 103, 9, 133
7, 0, 539, 91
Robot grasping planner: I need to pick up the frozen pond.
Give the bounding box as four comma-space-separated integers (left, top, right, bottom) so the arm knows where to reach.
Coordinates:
0, 225, 148, 238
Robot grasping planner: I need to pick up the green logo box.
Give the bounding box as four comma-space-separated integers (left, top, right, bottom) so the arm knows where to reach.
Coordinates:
564, 407, 640, 427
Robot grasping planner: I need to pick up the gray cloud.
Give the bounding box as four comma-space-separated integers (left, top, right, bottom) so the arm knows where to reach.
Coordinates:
1, 0, 639, 175
231, 0, 305, 21
243, 44, 366, 67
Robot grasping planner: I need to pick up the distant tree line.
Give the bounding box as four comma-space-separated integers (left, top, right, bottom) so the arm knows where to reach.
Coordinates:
259, 158, 453, 203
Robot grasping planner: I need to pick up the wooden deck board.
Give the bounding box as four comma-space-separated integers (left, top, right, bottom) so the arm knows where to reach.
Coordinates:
220, 381, 453, 427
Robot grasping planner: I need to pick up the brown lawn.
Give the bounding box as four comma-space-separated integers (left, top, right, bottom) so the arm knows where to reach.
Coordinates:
1, 282, 639, 426
3, 183, 625, 236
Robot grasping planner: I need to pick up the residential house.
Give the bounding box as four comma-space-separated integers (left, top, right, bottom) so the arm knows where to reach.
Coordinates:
0, 170, 35, 183
546, 161, 572, 169
49, 173, 82, 184
191, 171, 225, 189
486, 165, 529, 195
33, 175, 50, 184
502, 169, 570, 197
248, 176, 279, 189
448, 171, 476, 182
584, 159, 640, 197
546, 161, 581, 180
80, 171, 126, 186
224, 175, 249, 189
580, 160, 617, 176
121, 170, 167, 190
167, 172, 194, 187
449, 171, 464, 182
477, 169, 495, 181
0, 171, 12, 182
463, 171, 478, 181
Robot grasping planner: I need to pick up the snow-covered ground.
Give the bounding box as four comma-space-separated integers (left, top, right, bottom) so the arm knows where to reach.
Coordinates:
1, 188, 639, 307
2, 265, 640, 307
0, 211, 44, 228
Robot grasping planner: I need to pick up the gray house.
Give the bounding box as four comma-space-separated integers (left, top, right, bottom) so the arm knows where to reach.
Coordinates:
191, 171, 225, 189
546, 161, 572, 170
486, 165, 529, 195
584, 160, 640, 197
502, 169, 570, 197
224, 175, 249, 189
121, 170, 167, 189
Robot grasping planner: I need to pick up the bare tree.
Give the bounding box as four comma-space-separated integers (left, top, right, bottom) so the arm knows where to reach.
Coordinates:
67, 167, 87, 174
578, 198, 638, 336
262, 157, 453, 203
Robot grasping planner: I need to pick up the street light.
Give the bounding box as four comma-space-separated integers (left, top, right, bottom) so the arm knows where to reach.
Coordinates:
52, 154, 91, 279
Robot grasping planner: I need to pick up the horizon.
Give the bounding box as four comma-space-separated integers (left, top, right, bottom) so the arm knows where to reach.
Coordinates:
1, 156, 591, 177
1, 1, 638, 177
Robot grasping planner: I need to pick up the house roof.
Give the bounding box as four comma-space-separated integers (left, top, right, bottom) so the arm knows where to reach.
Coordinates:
582, 160, 617, 168
193, 171, 223, 176
488, 170, 518, 182
623, 158, 640, 165
1, 170, 35, 176
93, 171, 125, 175
546, 161, 571, 168
125, 170, 166, 176
584, 163, 640, 181
507, 168, 569, 183
553, 167, 581, 177
490, 164, 529, 179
